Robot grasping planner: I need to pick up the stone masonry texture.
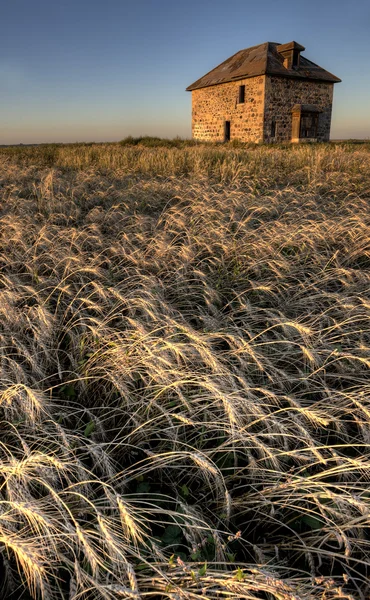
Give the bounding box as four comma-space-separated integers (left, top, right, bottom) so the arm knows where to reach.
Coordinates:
263, 76, 334, 143
191, 77, 265, 143
191, 76, 335, 144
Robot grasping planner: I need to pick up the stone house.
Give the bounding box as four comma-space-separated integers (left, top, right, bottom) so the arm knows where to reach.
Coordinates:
186, 41, 341, 143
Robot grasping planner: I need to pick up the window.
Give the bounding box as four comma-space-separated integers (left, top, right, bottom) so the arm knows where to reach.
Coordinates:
238, 85, 245, 104
291, 105, 321, 141
300, 112, 319, 138
271, 119, 276, 137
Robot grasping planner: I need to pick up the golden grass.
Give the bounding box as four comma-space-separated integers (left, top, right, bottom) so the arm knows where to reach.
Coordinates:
0, 141, 370, 598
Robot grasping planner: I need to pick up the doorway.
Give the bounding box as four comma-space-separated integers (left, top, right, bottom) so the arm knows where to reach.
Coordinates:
224, 121, 231, 142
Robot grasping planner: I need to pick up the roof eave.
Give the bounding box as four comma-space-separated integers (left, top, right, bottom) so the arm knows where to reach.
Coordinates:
186, 71, 341, 91
267, 72, 341, 83
186, 70, 267, 91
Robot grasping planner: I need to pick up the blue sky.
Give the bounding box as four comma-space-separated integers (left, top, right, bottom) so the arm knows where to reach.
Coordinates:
1, 0, 369, 143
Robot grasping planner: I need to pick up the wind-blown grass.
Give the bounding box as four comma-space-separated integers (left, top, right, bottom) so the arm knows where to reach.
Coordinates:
0, 142, 370, 599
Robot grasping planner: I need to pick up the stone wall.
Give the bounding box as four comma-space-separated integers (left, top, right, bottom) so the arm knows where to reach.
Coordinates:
191, 77, 265, 143
263, 77, 334, 143
190, 75, 335, 144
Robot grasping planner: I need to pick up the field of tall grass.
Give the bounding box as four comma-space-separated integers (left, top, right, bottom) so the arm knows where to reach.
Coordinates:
0, 141, 370, 599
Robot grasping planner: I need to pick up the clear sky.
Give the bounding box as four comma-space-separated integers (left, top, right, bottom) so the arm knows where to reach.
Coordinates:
1, 0, 369, 144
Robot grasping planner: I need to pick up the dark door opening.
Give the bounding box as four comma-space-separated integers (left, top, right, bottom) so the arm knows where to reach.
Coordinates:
271, 119, 276, 138
224, 121, 231, 142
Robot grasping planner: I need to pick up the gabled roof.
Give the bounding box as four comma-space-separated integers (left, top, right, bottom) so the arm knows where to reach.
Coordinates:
186, 42, 341, 91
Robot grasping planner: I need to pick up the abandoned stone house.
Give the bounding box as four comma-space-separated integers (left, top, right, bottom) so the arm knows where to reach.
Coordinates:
186, 41, 341, 143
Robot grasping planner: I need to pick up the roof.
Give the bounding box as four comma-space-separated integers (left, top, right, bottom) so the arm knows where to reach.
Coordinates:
186, 41, 341, 91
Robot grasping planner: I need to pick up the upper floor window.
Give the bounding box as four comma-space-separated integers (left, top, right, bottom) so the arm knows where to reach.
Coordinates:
238, 85, 245, 104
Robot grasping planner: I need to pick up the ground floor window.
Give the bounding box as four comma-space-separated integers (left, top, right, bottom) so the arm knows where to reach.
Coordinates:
291, 105, 321, 141
300, 112, 319, 138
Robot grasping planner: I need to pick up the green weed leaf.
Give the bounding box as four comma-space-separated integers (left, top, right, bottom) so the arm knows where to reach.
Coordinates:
84, 420, 96, 438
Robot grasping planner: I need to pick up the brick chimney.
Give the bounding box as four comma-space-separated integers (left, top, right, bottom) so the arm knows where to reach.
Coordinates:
277, 41, 305, 69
